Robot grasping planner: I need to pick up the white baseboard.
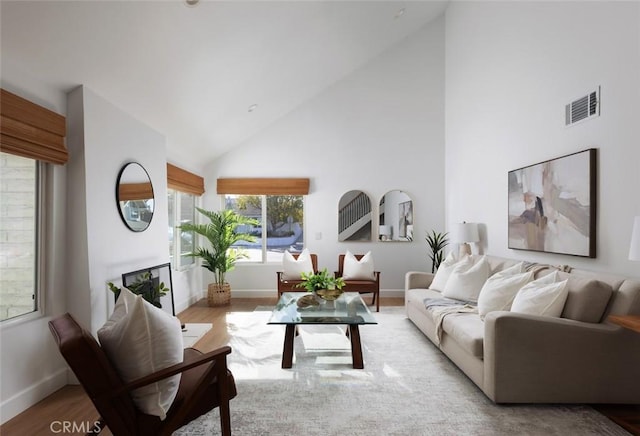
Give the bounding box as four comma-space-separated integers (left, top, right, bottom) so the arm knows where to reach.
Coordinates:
0, 368, 68, 424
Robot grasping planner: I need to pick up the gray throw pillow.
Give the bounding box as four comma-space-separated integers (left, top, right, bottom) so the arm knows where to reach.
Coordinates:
560, 274, 613, 323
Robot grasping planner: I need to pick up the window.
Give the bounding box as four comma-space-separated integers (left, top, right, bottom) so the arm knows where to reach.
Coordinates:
224, 194, 304, 263
168, 189, 196, 270
0, 152, 42, 322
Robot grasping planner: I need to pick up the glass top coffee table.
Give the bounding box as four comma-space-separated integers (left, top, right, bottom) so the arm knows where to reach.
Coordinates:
268, 292, 377, 369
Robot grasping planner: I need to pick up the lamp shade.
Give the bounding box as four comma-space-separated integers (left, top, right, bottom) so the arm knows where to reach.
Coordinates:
630, 216, 640, 261
453, 222, 480, 243
379, 225, 391, 237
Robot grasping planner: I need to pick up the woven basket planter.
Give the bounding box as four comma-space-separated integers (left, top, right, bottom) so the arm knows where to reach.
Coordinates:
207, 283, 231, 307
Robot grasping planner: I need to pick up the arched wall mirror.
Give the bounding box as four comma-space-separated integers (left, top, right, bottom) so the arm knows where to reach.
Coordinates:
379, 190, 413, 241
116, 162, 155, 232
338, 190, 372, 241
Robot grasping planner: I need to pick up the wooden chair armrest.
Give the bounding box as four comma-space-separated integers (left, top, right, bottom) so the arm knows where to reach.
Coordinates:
112, 346, 231, 396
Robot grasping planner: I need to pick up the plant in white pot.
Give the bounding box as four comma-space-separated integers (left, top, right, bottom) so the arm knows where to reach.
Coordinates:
180, 208, 258, 306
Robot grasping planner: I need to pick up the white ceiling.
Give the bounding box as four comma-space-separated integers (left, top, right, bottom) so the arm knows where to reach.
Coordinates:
1, 0, 447, 171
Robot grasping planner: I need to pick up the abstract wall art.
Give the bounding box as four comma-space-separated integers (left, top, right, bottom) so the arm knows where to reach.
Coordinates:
508, 148, 596, 258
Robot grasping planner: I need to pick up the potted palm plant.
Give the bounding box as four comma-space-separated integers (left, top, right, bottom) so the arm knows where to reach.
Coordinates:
426, 230, 449, 273
180, 208, 258, 306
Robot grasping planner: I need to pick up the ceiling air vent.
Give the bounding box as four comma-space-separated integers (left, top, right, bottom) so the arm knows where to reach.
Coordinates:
565, 87, 600, 126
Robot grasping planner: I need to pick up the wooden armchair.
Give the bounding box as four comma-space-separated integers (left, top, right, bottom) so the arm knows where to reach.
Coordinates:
49, 313, 236, 436
276, 253, 319, 298
335, 254, 381, 312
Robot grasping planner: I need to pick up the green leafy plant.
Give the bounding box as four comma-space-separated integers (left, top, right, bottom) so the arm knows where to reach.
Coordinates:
426, 230, 449, 273
179, 208, 258, 285
108, 272, 169, 308
295, 268, 345, 292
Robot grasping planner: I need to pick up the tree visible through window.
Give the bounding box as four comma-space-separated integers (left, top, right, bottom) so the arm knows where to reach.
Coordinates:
224, 194, 304, 262
0, 152, 39, 321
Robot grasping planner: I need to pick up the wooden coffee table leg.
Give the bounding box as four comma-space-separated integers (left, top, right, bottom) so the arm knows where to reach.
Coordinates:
349, 325, 364, 369
282, 324, 295, 368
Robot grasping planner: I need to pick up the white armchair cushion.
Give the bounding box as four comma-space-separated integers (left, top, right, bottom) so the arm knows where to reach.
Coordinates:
282, 248, 314, 280
342, 250, 375, 280
442, 256, 490, 302
98, 287, 184, 420
511, 272, 569, 317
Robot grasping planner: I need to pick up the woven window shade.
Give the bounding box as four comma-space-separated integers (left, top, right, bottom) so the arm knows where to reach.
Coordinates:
118, 182, 154, 201
167, 163, 205, 196
0, 89, 67, 164
217, 178, 310, 195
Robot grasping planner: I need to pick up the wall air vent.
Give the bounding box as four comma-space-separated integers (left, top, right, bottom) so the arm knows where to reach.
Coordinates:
565, 87, 600, 126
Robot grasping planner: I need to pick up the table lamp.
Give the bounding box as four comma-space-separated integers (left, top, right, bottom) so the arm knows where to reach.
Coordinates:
454, 222, 479, 257
379, 225, 391, 241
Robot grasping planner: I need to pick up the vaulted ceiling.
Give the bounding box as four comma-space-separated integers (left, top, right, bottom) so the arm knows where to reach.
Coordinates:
1, 1, 447, 171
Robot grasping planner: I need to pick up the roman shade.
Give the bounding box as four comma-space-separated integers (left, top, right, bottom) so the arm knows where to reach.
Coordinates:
167, 163, 205, 196
0, 88, 67, 164
118, 182, 154, 201
217, 178, 310, 195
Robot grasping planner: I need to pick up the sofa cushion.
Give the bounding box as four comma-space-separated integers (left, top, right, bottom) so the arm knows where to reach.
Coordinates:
478, 270, 534, 320
442, 313, 484, 358
429, 253, 472, 292
511, 273, 569, 317
442, 256, 490, 302
558, 273, 613, 323
282, 248, 313, 280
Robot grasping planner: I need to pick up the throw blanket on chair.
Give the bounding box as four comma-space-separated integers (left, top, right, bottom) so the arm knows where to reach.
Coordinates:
424, 298, 478, 346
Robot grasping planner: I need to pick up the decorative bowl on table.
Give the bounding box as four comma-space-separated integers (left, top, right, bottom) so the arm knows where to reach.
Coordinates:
315, 289, 344, 301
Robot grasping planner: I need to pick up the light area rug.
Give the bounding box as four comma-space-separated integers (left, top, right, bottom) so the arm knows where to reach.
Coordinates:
182, 323, 212, 348
173, 308, 629, 436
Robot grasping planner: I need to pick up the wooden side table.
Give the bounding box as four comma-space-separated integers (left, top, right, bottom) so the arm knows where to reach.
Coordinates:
608, 315, 640, 333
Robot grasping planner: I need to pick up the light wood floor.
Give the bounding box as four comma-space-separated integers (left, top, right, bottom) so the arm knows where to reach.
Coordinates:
1, 297, 638, 436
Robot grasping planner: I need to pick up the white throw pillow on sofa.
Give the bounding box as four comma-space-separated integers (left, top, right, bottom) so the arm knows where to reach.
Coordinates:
282, 248, 314, 280
510, 272, 569, 317
342, 250, 375, 280
477, 269, 534, 320
429, 253, 471, 292
442, 256, 490, 302
98, 287, 184, 420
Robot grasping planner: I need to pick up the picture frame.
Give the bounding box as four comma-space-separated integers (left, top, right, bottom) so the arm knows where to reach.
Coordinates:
508, 148, 596, 258
121, 262, 175, 316
399, 200, 414, 240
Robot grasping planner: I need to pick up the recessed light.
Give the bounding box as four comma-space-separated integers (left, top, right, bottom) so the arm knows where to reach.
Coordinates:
248, 104, 258, 113
184, 0, 200, 7
394, 8, 406, 19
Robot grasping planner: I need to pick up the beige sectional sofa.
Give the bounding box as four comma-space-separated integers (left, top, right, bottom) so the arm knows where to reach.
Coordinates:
404, 255, 640, 404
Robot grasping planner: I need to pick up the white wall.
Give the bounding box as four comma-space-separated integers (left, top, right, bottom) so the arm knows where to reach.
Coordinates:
0, 60, 69, 423
66, 86, 173, 334
203, 18, 445, 293
445, 1, 640, 277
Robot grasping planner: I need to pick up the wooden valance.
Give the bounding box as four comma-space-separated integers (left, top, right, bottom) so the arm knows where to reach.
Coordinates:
0, 88, 67, 164
167, 163, 205, 196
118, 182, 154, 201
217, 178, 310, 195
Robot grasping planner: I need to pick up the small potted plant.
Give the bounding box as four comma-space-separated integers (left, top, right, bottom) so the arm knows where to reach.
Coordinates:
180, 208, 258, 306
426, 230, 449, 273
296, 268, 345, 305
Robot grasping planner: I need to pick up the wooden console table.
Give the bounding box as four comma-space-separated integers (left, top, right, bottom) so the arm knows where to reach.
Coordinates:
608, 315, 640, 334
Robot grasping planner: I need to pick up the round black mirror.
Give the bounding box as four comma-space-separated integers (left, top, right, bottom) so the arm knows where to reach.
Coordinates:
116, 162, 155, 232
